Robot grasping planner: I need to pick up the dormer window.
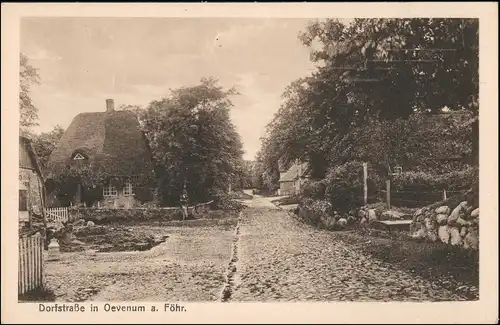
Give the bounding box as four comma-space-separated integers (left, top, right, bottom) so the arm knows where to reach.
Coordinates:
71, 151, 88, 161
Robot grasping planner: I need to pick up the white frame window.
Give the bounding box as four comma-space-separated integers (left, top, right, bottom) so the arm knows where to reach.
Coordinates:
122, 182, 134, 196
103, 183, 118, 197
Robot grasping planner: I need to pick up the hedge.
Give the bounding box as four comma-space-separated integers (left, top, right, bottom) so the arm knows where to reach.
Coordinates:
322, 161, 385, 213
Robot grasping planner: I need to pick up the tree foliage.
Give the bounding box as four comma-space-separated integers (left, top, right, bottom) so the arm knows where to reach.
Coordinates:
140, 77, 244, 205
257, 18, 479, 192
32, 125, 65, 172
20, 53, 40, 132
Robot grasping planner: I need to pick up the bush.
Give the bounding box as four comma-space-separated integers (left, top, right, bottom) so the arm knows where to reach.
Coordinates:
297, 198, 333, 229
390, 166, 478, 207
211, 194, 245, 211
323, 161, 384, 213
301, 180, 326, 199
392, 166, 478, 191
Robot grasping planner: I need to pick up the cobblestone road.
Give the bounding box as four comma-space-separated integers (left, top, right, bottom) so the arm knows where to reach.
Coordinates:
229, 196, 467, 302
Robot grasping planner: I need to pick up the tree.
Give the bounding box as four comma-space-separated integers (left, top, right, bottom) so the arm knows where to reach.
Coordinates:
32, 125, 65, 172
20, 53, 40, 132
259, 18, 479, 190
140, 77, 244, 205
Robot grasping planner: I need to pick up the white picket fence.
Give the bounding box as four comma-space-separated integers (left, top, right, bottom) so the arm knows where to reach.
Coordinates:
45, 207, 69, 223
19, 232, 44, 295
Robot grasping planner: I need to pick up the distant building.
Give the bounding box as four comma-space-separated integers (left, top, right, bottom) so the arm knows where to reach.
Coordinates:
45, 99, 155, 208
278, 161, 310, 196
19, 131, 45, 228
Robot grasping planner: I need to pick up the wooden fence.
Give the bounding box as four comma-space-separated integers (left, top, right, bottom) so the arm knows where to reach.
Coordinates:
18, 232, 44, 295
45, 207, 69, 223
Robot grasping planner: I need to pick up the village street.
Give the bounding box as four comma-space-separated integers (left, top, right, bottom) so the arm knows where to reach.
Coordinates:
230, 195, 467, 301
44, 194, 468, 302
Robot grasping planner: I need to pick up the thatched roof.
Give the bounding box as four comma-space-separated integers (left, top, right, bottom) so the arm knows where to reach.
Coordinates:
46, 110, 154, 179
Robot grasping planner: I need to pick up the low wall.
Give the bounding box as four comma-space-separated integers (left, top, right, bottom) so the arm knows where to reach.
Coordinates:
409, 201, 479, 250
69, 200, 214, 223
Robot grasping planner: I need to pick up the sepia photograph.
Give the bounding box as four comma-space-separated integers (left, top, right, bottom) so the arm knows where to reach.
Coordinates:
2, 2, 498, 324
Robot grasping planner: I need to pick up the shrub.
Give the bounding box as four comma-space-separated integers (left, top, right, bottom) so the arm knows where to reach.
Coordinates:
390, 166, 478, 206
301, 180, 326, 200
323, 161, 384, 213
392, 166, 478, 191
297, 198, 333, 229
211, 194, 245, 211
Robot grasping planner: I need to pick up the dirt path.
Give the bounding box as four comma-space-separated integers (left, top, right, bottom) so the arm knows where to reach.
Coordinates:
228, 196, 468, 302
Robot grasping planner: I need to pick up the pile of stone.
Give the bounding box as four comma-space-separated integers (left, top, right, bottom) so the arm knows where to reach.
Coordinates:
410, 201, 479, 250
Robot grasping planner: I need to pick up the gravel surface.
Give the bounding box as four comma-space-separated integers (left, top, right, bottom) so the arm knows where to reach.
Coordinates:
230, 196, 469, 302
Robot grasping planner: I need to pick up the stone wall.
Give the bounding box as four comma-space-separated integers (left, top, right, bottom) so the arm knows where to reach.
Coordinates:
409, 201, 479, 250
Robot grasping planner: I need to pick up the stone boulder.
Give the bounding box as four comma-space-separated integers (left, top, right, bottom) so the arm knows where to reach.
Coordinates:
436, 214, 448, 225
438, 225, 450, 244
435, 206, 451, 215
86, 220, 95, 227
456, 217, 468, 226
449, 227, 462, 246
470, 208, 479, 219
367, 209, 378, 221
424, 217, 437, 230
411, 226, 426, 239
460, 227, 468, 237
463, 229, 479, 250
448, 201, 468, 225
337, 218, 348, 228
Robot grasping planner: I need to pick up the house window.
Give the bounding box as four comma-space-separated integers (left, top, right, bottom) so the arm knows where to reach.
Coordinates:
19, 189, 28, 211
103, 183, 118, 197
122, 182, 134, 196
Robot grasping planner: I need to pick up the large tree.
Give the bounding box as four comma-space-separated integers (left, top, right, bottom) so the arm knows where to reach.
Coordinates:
140, 77, 244, 205
259, 18, 479, 189
20, 53, 40, 132
259, 19, 479, 188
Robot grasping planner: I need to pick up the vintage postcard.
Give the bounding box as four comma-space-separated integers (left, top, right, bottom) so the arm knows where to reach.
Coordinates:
1, 2, 498, 324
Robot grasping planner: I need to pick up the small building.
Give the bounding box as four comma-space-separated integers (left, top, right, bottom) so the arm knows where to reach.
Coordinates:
19, 131, 45, 229
278, 161, 310, 196
45, 99, 155, 208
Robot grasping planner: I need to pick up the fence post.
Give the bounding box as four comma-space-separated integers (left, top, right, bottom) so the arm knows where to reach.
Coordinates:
363, 162, 368, 206
443, 189, 447, 201
386, 179, 391, 209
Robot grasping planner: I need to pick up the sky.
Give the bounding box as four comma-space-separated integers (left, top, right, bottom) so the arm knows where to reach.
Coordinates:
20, 17, 318, 161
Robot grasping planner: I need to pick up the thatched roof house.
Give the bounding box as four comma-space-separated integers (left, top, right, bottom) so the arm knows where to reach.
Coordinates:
46, 99, 155, 208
